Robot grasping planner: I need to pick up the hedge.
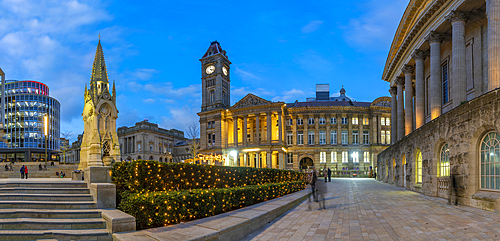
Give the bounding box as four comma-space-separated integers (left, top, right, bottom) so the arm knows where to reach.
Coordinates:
112, 160, 305, 194
119, 181, 305, 230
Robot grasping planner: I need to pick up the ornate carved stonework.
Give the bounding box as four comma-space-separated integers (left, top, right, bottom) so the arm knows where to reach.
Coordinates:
412, 50, 428, 61
402, 65, 415, 74
231, 94, 270, 109
425, 31, 444, 43
389, 87, 397, 96
395, 77, 405, 86
446, 11, 469, 23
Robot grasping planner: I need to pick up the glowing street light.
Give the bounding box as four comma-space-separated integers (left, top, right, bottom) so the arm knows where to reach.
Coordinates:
44, 114, 48, 166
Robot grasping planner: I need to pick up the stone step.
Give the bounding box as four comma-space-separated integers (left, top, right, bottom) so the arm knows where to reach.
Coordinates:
0, 193, 93, 201
0, 209, 101, 219
0, 187, 90, 194
0, 200, 97, 209
0, 218, 106, 230
0, 229, 111, 240
0, 182, 87, 189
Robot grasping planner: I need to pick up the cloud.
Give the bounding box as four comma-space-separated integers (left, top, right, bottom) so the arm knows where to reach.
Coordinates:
233, 67, 261, 82
143, 83, 200, 99
341, 0, 407, 50
133, 68, 160, 81
143, 98, 156, 104
271, 89, 307, 103
301, 20, 323, 34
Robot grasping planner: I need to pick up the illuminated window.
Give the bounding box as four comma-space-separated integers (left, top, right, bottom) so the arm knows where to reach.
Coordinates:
352, 117, 358, 125
381, 117, 385, 126
416, 149, 422, 183
381, 131, 386, 144
440, 144, 450, 177
331, 151, 337, 163
352, 151, 359, 163
386, 131, 391, 144
320, 152, 326, 163
287, 152, 293, 164
342, 151, 348, 163
363, 118, 369, 125
480, 132, 500, 190
364, 152, 370, 163
386, 117, 390, 126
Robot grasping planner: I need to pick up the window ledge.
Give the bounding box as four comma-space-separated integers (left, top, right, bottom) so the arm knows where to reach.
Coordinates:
472, 191, 500, 202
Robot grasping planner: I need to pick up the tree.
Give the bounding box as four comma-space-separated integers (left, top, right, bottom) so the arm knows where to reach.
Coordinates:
185, 122, 200, 163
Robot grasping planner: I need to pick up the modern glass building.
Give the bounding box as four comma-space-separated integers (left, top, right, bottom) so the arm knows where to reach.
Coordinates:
0, 80, 60, 162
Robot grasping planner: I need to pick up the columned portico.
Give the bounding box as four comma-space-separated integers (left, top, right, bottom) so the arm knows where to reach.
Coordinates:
447, 11, 468, 107
396, 77, 405, 140
426, 31, 444, 120
412, 50, 427, 129
402, 65, 414, 135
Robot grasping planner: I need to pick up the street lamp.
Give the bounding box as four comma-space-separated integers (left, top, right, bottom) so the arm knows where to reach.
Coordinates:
44, 114, 48, 166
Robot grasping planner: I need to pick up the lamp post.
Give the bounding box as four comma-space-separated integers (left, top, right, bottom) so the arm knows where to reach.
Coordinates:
44, 113, 48, 166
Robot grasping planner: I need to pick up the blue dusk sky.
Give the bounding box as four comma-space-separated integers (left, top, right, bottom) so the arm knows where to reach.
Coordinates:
0, 0, 407, 141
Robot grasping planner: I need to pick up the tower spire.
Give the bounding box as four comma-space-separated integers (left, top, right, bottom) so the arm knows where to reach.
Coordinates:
91, 38, 109, 85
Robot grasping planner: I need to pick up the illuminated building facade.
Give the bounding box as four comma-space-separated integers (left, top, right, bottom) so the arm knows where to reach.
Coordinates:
0, 79, 60, 162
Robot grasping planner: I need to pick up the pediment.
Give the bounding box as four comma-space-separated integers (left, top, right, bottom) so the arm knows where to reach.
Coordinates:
231, 94, 271, 109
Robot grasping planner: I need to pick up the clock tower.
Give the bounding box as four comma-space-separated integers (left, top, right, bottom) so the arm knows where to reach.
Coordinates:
200, 41, 231, 111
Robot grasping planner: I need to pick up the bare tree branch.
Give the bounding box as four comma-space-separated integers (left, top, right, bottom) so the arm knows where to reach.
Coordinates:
186, 122, 200, 162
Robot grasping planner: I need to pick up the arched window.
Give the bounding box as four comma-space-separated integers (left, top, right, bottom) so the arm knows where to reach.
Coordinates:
440, 144, 450, 176
415, 149, 422, 183
392, 158, 396, 181
480, 132, 500, 190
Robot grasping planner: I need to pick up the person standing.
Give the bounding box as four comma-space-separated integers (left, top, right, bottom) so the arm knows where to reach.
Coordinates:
20, 165, 25, 179
315, 174, 327, 210
328, 167, 331, 182
307, 166, 318, 210
24, 165, 28, 179
448, 166, 458, 206
323, 168, 328, 182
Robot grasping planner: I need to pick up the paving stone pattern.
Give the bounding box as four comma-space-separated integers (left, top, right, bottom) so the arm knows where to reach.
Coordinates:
243, 178, 500, 241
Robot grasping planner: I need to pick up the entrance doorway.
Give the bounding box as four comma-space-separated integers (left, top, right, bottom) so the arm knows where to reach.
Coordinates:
299, 157, 314, 171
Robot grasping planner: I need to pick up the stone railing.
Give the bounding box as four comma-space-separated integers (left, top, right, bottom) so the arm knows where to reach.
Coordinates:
438, 177, 450, 197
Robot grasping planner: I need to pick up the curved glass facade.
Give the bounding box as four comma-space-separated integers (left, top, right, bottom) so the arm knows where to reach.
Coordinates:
0, 80, 60, 162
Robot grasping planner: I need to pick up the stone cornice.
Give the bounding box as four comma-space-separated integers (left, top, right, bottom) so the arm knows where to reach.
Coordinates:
383, 0, 453, 82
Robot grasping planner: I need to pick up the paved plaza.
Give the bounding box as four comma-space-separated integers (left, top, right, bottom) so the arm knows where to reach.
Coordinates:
244, 178, 500, 241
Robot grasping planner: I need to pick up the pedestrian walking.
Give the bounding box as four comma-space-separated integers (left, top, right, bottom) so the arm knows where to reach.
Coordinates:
323, 167, 328, 182
24, 165, 28, 179
448, 166, 458, 206
307, 166, 318, 210
315, 175, 327, 210
20, 165, 25, 179
328, 167, 332, 182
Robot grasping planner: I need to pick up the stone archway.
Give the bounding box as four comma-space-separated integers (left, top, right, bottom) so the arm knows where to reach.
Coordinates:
299, 157, 314, 170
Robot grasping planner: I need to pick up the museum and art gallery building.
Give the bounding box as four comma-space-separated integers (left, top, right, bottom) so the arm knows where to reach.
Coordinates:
197, 41, 392, 174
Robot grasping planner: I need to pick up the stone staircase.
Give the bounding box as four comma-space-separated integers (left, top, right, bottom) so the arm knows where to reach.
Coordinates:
0, 179, 111, 240
0, 165, 78, 179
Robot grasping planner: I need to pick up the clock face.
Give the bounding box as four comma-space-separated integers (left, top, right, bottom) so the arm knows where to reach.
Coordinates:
205, 65, 215, 75
222, 66, 228, 76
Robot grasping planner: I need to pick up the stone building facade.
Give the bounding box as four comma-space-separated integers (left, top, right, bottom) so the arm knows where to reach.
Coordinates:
198, 42, 391, 172
117, 120, 186, 162
378, 0, 500, 211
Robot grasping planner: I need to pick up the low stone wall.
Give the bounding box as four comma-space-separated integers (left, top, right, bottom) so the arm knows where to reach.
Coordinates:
377, 88, 500, 211
112, 189, 311, 241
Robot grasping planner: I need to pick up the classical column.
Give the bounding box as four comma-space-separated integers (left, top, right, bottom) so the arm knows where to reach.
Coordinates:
487, 0, 500, 90
412, 50, 427, 129
447, 11, 468, 106
267, 152, 272, 168
396, 77, 405, 140
292, 114, 297, 145
279, 152, 284, 169
402, 65, 414, 136
426, 31, 444, 119
389, 87, 397, 144
243, 115, 248, 146
256, 152, 260, 168
278, 112, 282, 143
233, 116, 238, 147
255, 114, 260, 145
266, 112, 272, 144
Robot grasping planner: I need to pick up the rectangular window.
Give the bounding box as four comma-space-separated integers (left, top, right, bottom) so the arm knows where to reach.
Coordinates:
308, 131, 315, 145
352, 151, 359, 163
297, 132, 304, 145
352, 117, 358, 125
426, 76, 430, 116
207, 121, 212, 129
331, 151, 337, 163
381, 131, 386, 144
364, 152, 370, 163
363, 118, 369, 125
386, 117, 390, 126
208, 134, 212, 145
330, 117, 337, 124
320, 152, 326, 163
341, 117, 348, 125
287, 152, 293, 164
287, 119, 293, 126
381, 117, 385, 126
342, 151, 348, 163
443, 62, 449, 104
363, 131, 369, 145
212, 134, 216, 145
297, 118, 303, 125
331, 130, 337, 144
319, 131, 326, 145
319, 118, 326, 125
386, 131, 391, 144
341, 130, 348, 145
287, 131, 293, 145
352, 130, 359, 145
308, 118, 314, 125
